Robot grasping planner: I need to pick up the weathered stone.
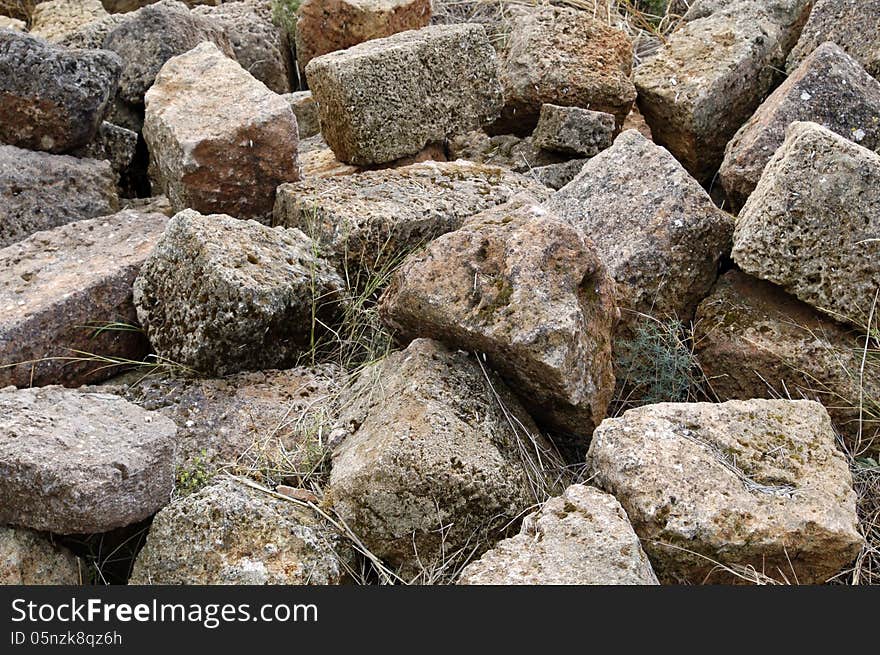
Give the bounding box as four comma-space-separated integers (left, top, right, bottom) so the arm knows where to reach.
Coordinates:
447, 130, 566, 172
787, 0, 880, 78
193, 1, 293, 94
295, 0, 431, 71
721, 42, 880, 210
297, 134, 362, 178
0, 145, 118, 248
531, 104, 615, 157
683, 0, 813, 51
732, 121, 880, 327
0, 527, 80, 585
283, 90, 320, 139
133, 209, 344, 376
0, 386, 177, 534
545, 130, 733, 335
0, 210, 166, 388
531, 159, 588, 191
56, 12, 125, 49
694, 270, 880, 450
102, 0, 235, 105
72, 121, 138, 189
493, 5, 635, 134
273, 161, 550, 275
130, 477, 351, 584
328, 338, 559, 578
586, 399, 863, 584
143, 41, 300, 221
0, 29, 121, 153
305, 24, 502, 165
30, 0, 109, 43
0, 16, 25, 30
379, 197, 617, 449
458, 484, 658, 585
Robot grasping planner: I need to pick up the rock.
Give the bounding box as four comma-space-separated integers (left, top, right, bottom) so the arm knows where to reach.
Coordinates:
720, 42, 880, 211
493, 5, 635, 134
683, 0, 813, 51
694, 270, 880, 450
0, 29, 122, 153
0, 386, 177, 534
297, 134, 362, 178
379, 197, 617, 451
29, 0, 109, 43
133, 209, 344, 376
130, 477, 351, 584
71, 121, 138, 190
0, 145, 119, 248
0, 527, 80, 585
458, 484, 658, 585
787, 0, 880, 79
101, 0, 235, 105
283, 90, 320, 139
732, 121, 880, 327
305, 23, 502, 165
273, 160, 550, 276
586, 399, 863, 584
57, 12, 125, 49
0, 210, 166, 388
531, 159, 588, 191
545, 130, 733, 337
327, 338, 559, 578
295, 0, 431, 71
143, 41, 301, 221
622, 105, 653, 140
531, 104, 615, 157
0, 16, 25, 30
193, 1, 293, 94
447, 131, 566, 172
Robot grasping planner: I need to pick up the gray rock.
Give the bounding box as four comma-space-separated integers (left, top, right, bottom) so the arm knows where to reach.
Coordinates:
283, 90, 320, 139
447, 131, 566, 172
0, 527, 80, 585
305, 24, 503, 165
56, 12, 125, 49
71, 121, 139, 189
0, 386, 177, 534
531, 158, 588, 190
683, 0, 813, 51
0, 145, 119, 248
531, 104, 615, 157
0, 28, 122, 153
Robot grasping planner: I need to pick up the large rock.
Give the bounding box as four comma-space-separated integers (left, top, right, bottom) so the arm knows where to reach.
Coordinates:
0, 527, 80, 585
29, 0, 109, 43
787, 0, 880, 79
493, 5, 635, 134
586, 399, 863, 584
732, 121, 880, 327
101, 0, 235, 105
295, 0, 431, 72
378, 197, 617, 451
0, 145, 118, 248
531, 104, 615, 158
130, 477, 351, 584
305, 24, 502, 165
682, 0, 813, 51
57, 12, 125, 49
0, 29, 121, 153
0, 386, 177, 534
143, 41, 301, 221
273, 160, 549, 275
133, 209, 344, 376
327, 338, 559, 578
720, 42, 880, 210
694, 270, 880, 450
545, 130, 733, 336
0, 210, 166, 389
458, 484, 658, 585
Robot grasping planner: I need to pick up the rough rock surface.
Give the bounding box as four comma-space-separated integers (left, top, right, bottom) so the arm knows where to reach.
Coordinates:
273, 160, 550, 274
694, 270, 880, 450
283, 91, 320, 139
531, 104, 615, 157
586, 399, 863, 584
683, 0, 814, 52
29, 0, 109, 43
379, 197, 617, 448
447, 130, 566, 172
295, 0, 431, 72
0, 145, 118, 248
101, 0, 235, 105
71, 121, 139, 189
0, 29, 122, 153
531, 158, 588, 190
328, 338, 558, 577
133, 209, 344, 376
305, 24, 502, 165
143, 41, 300, 221
732, 122, 880, 327
0, 527, 80, 585
130, 478, 351, 584
545, 130, 733, 335
458, 484, 658, 585
0, 386, 177, 534
787, 0, 880, 78
57, 12, 125, 49
721, 42, 880, 210
493, 5, 635, 133
0, 210, 166, 388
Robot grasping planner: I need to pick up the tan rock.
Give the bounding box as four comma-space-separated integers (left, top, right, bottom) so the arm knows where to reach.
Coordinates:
0, 527, 80, 585
30, 0, 108, 43
283, 91, 320, 138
